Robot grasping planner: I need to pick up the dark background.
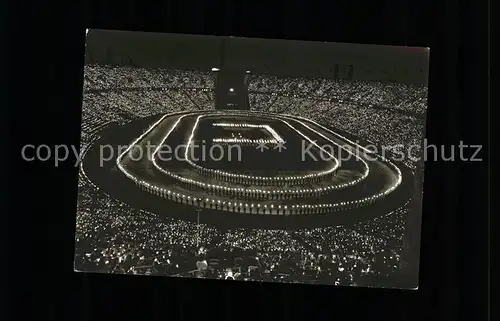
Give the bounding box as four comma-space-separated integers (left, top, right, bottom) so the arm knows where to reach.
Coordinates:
84, 29, 429, 85
3, 0, 488, 321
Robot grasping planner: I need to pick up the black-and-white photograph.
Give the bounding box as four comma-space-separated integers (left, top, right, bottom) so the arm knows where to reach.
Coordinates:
75, 29, 429, 289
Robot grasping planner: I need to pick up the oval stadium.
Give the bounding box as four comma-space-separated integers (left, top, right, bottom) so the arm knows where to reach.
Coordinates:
76, 64, 427, 287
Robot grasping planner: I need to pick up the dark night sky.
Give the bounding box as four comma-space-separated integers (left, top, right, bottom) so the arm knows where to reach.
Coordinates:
85, 29, 429, 85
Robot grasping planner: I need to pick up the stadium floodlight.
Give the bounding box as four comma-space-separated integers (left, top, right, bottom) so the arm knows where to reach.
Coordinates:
246, 70, 251, 73
211, 67, 220, 71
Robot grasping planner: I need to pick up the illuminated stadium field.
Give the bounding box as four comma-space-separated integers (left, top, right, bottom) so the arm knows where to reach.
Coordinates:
75, 30, 428, 287
80, 109, 415, 229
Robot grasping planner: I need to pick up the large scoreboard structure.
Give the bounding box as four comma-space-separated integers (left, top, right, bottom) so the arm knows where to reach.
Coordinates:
214, 68, 250, 111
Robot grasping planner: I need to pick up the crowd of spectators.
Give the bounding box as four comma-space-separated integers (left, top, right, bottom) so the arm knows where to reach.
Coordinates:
76, 66, 425, 286
248, 75, 427, 114
249, 76, 427, 163
83, 65, 215, 91
76, 181, 407, 285
80, 65, 216, 152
